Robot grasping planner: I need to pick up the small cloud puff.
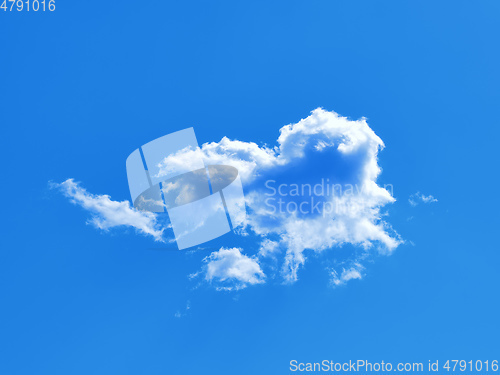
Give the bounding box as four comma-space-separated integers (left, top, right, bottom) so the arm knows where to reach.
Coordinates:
409, 192, 438, 207
174, 301, 191, 318
193, 247, 265, 291
330, 263, 364, 287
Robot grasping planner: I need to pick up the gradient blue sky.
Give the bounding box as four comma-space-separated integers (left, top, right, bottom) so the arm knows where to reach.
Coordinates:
1, 1, 499, 374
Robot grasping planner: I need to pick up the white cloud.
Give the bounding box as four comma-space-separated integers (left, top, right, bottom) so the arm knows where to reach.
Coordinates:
155, 137, 277, 183
189, 108, 401, 283
55, 108, 402, 288
258, 239, 280, 258
330, 263, 364, 287
198, 247, 265, 291
409, 192, 438, 206
52, 179, 164, 241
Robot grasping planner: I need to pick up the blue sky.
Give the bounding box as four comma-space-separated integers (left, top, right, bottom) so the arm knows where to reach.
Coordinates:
1, 1, 499, 374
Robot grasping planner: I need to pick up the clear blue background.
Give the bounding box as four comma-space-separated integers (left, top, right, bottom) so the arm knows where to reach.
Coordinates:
1, 1, 499, 374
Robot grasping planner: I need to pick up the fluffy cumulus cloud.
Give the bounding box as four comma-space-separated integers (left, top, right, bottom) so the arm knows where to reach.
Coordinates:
187, 108, 401, 284
409, 192, 438, 207
54, 108, 402, 289
51, 179, 164, 241
192, 247, 265, 291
